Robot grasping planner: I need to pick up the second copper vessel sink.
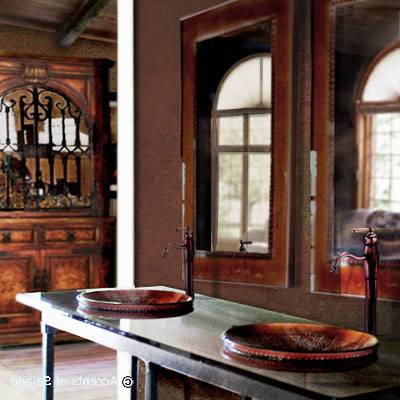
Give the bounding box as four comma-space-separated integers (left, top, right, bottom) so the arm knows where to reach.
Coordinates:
77, 288, 193, 317
222, 323, 378, 372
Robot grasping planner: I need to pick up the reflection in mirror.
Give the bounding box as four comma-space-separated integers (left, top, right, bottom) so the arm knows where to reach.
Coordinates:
196, 22, 273, 255
334, 1, 400, 260
183, 0, 293, 285
212, 55, 271, 253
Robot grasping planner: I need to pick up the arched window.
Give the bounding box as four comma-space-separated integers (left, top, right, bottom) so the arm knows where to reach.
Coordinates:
211, 55, 272, 252
357, 44, 400, 211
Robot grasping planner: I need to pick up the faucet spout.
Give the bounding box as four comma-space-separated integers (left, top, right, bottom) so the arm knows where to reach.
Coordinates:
162, 227, 195, 299
331, 228, 379, 335
162, 243, 185, 258
331, 252, 366, 273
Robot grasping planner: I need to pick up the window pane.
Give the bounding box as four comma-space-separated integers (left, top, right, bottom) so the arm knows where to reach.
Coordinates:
247, 153, 270, 253
392, 114, 400, 132
391, 179, 400, 205
363, 48, 400, 102
374, 113, 392, 133
215, 153, 243, 251
371, 177, 390, 201
261, 56, 272, 108
393, 156, 400, 177
249, 114, 271, 145
374, 132, 390, 153
217, 55, 272, 110
392, 132, 400, 151
218, 116, 243, 145
373, 153, 390, 177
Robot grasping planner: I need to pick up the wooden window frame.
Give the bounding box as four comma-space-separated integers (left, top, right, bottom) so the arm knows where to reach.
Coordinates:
182, 0, 293, 287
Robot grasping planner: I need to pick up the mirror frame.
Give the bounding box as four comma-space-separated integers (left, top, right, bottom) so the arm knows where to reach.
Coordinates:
313, 0, 400, 300
182, 0, 293, 286
313, 0, 336, 293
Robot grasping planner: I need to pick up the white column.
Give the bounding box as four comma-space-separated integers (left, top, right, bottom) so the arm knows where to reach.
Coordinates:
117, 1, 135, 399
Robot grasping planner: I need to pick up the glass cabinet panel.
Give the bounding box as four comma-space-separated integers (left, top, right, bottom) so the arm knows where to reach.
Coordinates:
0, 86, 92, 210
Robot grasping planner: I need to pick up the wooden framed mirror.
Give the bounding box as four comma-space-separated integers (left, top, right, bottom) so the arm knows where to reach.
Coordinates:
182, 0, 293, 286
313, 0, 400, 300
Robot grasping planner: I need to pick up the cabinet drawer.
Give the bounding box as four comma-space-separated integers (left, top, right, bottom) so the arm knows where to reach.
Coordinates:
0, 229, 34, 244
44, 228, 97, 243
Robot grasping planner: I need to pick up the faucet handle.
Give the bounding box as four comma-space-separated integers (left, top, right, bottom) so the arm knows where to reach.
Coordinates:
239, 239, 253, 252
353, 227, 377, 239
352, 227, 373, 235
352, 227, 378, 247
176, 226, 191, 233
176, 226, 193, 238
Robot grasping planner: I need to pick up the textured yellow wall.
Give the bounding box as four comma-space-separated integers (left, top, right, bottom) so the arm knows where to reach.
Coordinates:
0, 25, 116, 92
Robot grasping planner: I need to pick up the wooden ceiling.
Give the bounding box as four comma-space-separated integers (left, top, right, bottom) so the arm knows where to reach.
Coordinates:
0, 0, 116, 47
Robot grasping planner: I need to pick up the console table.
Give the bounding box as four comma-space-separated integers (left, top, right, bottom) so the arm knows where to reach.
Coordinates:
16, 288, 400, 400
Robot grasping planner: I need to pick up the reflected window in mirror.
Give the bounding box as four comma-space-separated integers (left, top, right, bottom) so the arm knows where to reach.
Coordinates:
313, 0, 400, 300
212, 55, 271, 253
182, 0, 293, 286
357, 45, 400, 212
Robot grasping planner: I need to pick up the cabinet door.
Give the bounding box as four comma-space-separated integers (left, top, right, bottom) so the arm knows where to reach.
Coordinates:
41, 250, 97, 291
0, 252, 39, 326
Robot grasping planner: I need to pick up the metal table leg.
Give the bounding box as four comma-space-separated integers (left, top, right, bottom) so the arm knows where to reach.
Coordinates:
41, 323, 56, 400
130, 356, 139, 400
144, 361, 157, 400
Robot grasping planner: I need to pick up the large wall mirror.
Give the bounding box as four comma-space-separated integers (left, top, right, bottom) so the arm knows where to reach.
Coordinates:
314, 0, 400, 300
182, 0, 293, 286
196, 27, 273, 255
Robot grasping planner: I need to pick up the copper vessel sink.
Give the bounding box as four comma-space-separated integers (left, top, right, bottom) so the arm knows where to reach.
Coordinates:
77, 289, 193, 317
222, 323, 378, 372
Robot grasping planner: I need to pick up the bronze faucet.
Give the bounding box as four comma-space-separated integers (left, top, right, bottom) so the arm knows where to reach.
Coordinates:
239, 239, 252, 252
331, 227, 379, 335
162, 227, 194, 299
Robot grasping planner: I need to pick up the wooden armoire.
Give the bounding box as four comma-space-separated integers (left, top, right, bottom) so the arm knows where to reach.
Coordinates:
0, 54, 115, 345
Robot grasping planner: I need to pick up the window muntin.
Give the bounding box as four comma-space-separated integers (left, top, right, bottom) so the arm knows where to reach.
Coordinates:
212, 55, 272, 253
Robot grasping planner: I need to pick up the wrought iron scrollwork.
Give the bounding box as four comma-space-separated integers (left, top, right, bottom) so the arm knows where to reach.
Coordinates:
0, 86, 92, 210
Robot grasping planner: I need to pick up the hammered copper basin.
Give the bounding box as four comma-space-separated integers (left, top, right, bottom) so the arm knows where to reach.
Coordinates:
222, 323, 378, 372
77, 289, 193, 317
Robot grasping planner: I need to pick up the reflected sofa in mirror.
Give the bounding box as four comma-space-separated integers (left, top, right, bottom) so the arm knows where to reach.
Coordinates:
313, 0, 400, 300
182, 0, 293, 286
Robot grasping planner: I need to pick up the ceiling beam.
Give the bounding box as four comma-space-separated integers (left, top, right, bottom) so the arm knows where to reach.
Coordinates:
0, 14, 55, 33
56, 0, 111, 48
